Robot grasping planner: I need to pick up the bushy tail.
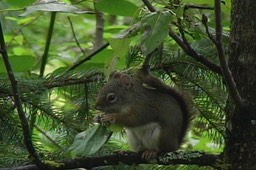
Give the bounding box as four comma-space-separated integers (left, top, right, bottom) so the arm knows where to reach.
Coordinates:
135, 69, 194, 145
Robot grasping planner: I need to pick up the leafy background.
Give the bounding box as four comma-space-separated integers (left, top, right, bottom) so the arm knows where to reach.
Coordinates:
0, 0, 231, 169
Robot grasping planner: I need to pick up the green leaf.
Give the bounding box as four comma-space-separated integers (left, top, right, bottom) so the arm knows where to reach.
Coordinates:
109, 38, 131, 60
95, 0, 139, 17
0, 55, 35, 73
140, 11, 172, 55
19, 0, 91, 16
105, 38, 131, 76
67, 125, 111, 158
89, 49, 114, 64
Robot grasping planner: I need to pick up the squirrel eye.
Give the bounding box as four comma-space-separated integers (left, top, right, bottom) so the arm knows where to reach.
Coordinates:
106, 93, 116, 103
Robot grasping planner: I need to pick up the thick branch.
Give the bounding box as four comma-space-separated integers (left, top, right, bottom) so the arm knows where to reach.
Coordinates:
184, 4, 214, 10
169, 29, 222, 74
214, 0, 244, 108
0, 22, 45, 169
2, 151, 220, 170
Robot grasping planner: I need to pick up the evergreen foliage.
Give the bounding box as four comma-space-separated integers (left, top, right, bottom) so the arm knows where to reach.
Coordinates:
0, 0, 231, 169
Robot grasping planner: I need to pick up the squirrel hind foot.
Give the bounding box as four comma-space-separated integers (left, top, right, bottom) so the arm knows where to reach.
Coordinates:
141, 149, 158, 161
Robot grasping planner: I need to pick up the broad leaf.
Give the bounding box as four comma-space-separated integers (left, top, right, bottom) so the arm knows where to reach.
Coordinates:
105, 38, 131, 76
67, 125, 111, 158
108, 38, 131, 61
140, 11, 172, 55
20, 0, 92, 16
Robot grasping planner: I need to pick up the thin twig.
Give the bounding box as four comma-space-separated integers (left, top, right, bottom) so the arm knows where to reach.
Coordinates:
202, 14, 218, 45
40, 12, 57, 77
45, 72, 103, 88
25, 100, 83, 132
66, 42, 109, 72
34, 124, 63, 149
214, 0, 244, 108
141, 0, 156, 12
177, 19, 191, 47
0, 22, 46, 169
67, 17, 86, 55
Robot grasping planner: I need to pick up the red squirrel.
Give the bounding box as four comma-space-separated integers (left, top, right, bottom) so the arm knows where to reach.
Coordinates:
95, 69, 192, 160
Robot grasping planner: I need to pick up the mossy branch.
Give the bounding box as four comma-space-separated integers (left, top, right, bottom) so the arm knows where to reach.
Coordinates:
3, 151, 221, 170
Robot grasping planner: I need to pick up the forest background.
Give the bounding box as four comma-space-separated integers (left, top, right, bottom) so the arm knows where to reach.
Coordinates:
1, 0, 253, 170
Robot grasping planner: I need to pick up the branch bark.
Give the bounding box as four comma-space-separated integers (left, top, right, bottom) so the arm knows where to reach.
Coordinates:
214, 0, 244, 108
168, 29, 222, 74
142, 0, 156, 12
1, 151, 220, 170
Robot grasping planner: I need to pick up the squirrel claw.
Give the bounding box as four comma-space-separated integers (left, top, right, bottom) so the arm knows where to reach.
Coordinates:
142, 149, 157, 161
100, 114, 116, 124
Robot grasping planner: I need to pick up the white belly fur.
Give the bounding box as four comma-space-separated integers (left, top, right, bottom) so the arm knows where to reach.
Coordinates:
125, 122, 161, 152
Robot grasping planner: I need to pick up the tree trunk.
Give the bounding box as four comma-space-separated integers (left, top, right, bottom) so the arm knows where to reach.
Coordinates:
224, 0, 256, 169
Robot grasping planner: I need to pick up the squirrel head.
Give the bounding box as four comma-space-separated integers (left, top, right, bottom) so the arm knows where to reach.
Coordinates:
95, 72, 134, 113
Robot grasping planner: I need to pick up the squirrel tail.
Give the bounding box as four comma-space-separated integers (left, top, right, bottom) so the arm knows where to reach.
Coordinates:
170, 89, 194, 145
136, 68, 194, 145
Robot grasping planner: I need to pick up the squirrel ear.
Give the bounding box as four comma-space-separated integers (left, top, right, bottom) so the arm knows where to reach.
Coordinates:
120, 74, 133, 90
111, 72, 122, 78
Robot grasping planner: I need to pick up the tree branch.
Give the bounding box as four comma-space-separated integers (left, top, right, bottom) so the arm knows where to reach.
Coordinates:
46, 71, 103, 88
202, 14, 218, 45
214, 0, 244, 108
2, 151, 220, 170
0, 22, 46, 169
140, 0, 221, 75
39, 12, 57, 77
142, 0, 156, 12
184, 4, 214, 10
168, 28, 222, 75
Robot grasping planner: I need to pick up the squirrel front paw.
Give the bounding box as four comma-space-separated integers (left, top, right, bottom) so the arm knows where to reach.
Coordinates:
94, 113, 116, 124
100, 114, 116, 124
